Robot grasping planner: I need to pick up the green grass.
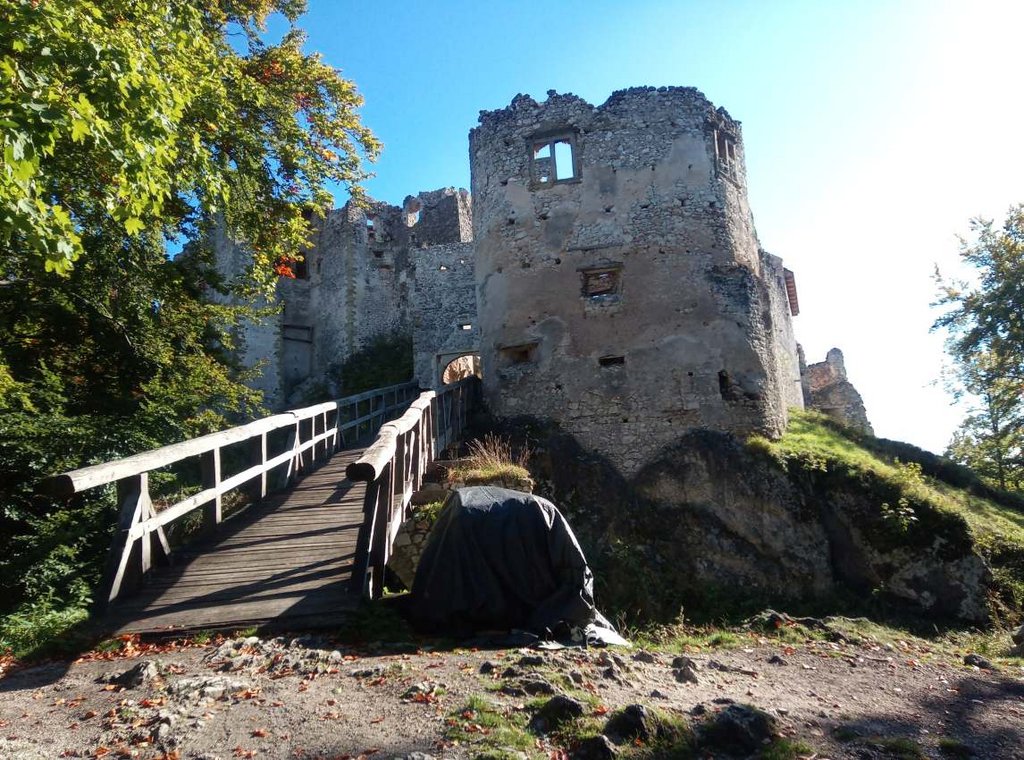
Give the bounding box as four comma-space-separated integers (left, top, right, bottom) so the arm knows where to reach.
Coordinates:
415, 499, 447, 526
449, 433, 534, 489
938, 737, 975, 758
453, 463, 533, 486
446, 694, 536, 756
760, 739, 815, 760
751, 409, 1024, 625
864, 736, 926, 759
0, 602, 90, 660
336, 597, 415, 645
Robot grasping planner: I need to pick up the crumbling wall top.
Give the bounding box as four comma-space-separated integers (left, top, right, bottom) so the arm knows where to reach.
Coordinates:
336, 187, 472, 246
473, 87, 741, 136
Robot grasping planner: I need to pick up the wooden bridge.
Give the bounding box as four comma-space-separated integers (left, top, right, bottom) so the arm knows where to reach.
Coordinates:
41, 379, 478, 634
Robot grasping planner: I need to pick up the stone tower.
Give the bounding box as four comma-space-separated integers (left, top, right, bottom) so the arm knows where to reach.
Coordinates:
470, 88, 802, 474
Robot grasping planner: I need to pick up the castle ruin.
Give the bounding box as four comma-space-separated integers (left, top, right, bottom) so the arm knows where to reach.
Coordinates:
215, 87, 868, 473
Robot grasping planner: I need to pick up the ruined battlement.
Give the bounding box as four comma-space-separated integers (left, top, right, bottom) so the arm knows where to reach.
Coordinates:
213, 85, 874, 477
470, 89, 797, 473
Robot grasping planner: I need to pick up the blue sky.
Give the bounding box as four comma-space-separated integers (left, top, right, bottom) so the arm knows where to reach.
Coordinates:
279, 0, 1024, 453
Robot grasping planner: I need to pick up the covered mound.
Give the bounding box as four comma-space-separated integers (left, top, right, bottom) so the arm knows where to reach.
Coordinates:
409, 486, 612, 638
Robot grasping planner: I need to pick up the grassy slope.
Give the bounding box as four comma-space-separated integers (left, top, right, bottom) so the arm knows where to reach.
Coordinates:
753, 410, 1024, 623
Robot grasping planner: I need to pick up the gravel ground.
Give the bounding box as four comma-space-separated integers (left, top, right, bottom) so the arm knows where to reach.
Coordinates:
0, 630, 1022, 759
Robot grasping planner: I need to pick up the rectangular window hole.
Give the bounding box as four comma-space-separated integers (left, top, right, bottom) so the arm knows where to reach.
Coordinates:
282, 324, 313, 344
499, 342, 538, 365
459, 323, 472, 331
530, 133, 578, 186
598, 355, 625, 367
554, 139, 576, 180
580, 265, 622, 301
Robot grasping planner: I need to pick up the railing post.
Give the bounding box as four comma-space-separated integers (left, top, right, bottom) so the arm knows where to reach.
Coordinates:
101, 473, 150, 606
281, 420, 300, 488
200, 448, 222, 535
371, 460, 395, 597
249, 431, 268, 501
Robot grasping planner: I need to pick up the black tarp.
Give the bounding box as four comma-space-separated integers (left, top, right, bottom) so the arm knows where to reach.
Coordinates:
408, 486, 610, 638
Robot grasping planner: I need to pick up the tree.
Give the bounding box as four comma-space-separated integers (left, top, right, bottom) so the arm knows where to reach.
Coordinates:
1, 0, 378, 278
942, 351, 1024, 490
934, 205, 1024, 490
0, 1, 379, 645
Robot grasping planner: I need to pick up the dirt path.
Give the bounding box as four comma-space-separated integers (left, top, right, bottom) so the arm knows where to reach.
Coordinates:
1, 631, 1022, 759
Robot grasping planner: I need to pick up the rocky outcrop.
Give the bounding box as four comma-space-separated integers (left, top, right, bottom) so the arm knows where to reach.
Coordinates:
803, 348, 873, 434
515, 420, 992, 624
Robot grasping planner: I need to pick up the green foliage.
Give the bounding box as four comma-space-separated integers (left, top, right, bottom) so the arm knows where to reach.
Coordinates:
938, 737, 976, 758
415, 499, 447, 527
863, 736, 926, 759
879, 462, 923, 533
760, 739, 815, 760
445, 695, 535, 755
934, 206, 1024, 492
0, 601, 89, 660
755, 410, 1024, 624
448, 433, 533, 487
329, 331, 413, 396
0, 0, 379, 278
0, 0, 378, 653
336, 598, 414, 645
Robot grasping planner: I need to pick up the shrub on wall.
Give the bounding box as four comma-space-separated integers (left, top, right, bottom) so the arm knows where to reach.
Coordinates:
330, 331, 414, 396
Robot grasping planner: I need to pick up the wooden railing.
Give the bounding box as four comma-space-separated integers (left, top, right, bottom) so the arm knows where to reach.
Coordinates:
40, 381, 419, 607
346, 376, 479, 598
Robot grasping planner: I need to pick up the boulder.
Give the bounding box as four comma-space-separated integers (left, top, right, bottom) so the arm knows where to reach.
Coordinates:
604, 704, 656, 743
529, 695, 585, 733
699, 704, 777, 755
106, 660, 160, 689
571, 735, 617, 760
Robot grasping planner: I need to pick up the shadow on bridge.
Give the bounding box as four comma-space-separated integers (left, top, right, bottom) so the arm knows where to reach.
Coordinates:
101, 446, 369, 635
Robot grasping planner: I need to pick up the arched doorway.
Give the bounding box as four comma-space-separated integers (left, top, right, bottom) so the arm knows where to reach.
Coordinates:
439, 353, 481, 385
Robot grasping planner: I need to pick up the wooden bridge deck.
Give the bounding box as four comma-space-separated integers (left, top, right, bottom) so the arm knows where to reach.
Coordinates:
104, 447, 368, 635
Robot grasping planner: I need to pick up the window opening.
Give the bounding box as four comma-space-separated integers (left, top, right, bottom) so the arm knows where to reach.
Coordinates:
282, 324, 313, 344
530, 133, 578, 186
459, 323, 473, 331
366, 216, 376, 239
441, 353, 482, 384
553, 140, 576, 181
714, 129, 738, 181
580, 265, 622, 302
499, 342, 538, 365
598, 355, 625, 367
404, 197, 422, 227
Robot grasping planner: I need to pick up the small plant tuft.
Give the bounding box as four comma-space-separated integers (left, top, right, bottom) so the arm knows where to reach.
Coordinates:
449, 434, 533, 488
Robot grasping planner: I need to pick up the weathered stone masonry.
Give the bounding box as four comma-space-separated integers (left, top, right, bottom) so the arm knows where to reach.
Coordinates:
470, 88, 803, 474
218, 188, 475, 407
217, 86, 869, 476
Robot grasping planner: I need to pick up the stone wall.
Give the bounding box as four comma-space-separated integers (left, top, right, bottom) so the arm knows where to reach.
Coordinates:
209, 222, 285, 408
761, 252, 804, 410
804, 348, 873, 433
412, 242, 478, 387
214, 87, 819, 484
470, 88, 798, 475
214, 188, 474, 406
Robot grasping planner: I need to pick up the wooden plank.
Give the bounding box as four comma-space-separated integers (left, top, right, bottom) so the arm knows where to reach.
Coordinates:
103, 445, 373, 633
